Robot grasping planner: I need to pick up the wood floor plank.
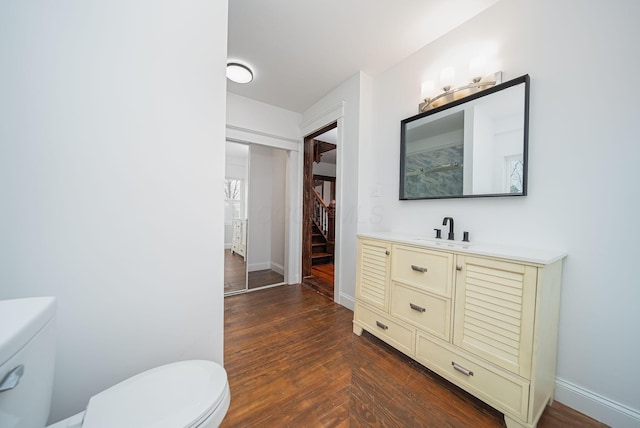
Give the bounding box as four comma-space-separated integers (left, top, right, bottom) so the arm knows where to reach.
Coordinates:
223, 284, 608, 428
224, 249, 284, 293
224, 249, 246, 293
248, 268, 284, 289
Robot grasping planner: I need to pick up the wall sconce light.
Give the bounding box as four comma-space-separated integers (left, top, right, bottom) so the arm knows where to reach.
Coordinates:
419, 61, 502, 113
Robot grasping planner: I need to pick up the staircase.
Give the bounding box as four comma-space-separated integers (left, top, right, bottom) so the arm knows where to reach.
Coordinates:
311, 223, 333, 266
310, 188, 335, 266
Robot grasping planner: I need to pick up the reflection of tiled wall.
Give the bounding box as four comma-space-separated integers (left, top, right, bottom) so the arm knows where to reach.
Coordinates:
404, 145, 463, 198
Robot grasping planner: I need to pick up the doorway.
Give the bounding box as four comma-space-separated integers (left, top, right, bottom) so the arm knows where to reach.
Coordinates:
224, 142, 288, 295
302, 123, 337, 299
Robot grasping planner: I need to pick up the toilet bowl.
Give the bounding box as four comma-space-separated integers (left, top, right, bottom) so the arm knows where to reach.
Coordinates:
0, 297, 230, 428
47, 360, 230, 428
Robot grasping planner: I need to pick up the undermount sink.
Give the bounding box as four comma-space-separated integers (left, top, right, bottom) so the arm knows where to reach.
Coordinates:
413, 237, 471, 249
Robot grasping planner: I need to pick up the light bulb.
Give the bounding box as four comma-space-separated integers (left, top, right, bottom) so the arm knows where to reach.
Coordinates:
469, 57, 487, 82
440, 67, 455, 91
421, 81, 435, 100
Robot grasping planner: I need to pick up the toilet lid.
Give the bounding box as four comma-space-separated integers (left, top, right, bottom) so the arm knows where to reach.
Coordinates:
82, 360, 228, 428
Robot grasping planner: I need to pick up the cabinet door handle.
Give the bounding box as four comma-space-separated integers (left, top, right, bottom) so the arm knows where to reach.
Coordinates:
456, 264, 462, 271
409, 303, 426, 313
375, 321, 389, 330
411, 265, 427, 273
385, 250, 390, 255
452, 362, 474, 376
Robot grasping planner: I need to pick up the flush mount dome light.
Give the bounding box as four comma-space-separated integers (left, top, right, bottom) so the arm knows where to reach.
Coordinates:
226, 62, 253, 84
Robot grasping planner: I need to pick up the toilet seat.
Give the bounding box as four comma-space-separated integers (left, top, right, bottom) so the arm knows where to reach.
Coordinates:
81, 360, 229, 428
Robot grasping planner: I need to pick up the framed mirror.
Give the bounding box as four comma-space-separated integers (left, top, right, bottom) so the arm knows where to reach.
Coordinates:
400, 75, 529, 200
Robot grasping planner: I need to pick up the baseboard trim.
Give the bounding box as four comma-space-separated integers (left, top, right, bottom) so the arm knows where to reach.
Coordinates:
555, 377, 640, 428
270, 262, 284, 275
338, 292, 354, 311
248, 262, 271, 272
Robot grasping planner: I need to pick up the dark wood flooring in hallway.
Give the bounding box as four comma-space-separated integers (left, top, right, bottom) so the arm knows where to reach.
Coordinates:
222, 285, 607, 428
304, 263, 334, 299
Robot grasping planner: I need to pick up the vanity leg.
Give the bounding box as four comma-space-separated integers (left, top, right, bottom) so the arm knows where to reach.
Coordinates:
353, 323, 363, 336
504, 415, 529, 428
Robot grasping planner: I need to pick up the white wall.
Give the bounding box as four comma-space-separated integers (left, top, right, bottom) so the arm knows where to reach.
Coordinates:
313, 161, 337, 177
248, 145, 274, 271
270, 150, 287, 275
227, 92, 301, 143
0, 1, 228, 423
363, 0, 640, 425
247, 145, 287, 275
225, 143, 249, 181
224, 142, 248, 247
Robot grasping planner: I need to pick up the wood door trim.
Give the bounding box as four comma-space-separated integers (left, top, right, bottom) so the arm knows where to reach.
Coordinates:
302, 122, 337, 280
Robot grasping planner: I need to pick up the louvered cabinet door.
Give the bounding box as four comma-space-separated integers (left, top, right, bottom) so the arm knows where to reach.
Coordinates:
453, 255, 538, 378
356, 239, 391, 312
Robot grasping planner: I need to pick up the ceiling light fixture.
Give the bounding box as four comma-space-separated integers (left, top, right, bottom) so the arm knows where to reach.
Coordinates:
226, 62, 253, 84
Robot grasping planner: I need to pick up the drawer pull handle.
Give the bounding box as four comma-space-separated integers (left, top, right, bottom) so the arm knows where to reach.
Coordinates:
409, 303, 426, 312
411, 265, 428, 273
452, 362, 474, 377
376, 321, 389, 330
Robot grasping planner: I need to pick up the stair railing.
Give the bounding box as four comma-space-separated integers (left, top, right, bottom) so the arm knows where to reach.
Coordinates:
311, 189, 335, 252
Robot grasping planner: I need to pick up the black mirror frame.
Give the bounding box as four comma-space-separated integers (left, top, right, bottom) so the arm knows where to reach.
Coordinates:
399, 74, 530, 200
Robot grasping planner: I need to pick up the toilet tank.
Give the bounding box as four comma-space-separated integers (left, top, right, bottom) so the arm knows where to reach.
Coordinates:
0, 297, 57, 428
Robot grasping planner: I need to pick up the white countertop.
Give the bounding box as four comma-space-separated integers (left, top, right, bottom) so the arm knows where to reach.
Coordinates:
358, 232, 567, 265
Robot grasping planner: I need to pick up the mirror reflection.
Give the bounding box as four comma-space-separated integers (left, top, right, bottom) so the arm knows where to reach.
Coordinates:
224, 142, 249, 293
224, 142, 287, 295
400, 75, 529, 200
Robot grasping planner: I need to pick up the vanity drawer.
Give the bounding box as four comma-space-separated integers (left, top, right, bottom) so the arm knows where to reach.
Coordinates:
391, 282, 450, 340
391, 245, 453, 297
416, 334, 529, 420
355, 302, 414, 356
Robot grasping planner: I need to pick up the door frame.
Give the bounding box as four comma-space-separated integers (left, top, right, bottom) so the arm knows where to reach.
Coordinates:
300, 102, 345, 303
302, 122, 338, 280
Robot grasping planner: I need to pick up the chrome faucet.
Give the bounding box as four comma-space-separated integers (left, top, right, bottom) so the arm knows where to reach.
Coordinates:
442, 217, 454, 240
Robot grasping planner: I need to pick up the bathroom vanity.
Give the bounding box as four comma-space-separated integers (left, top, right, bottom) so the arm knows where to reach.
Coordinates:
353, 232, 566, 428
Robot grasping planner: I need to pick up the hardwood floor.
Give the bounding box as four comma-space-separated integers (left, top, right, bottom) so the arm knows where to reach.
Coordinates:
305, 263, 334, 299
223, 285, 607, 428
311, 263, 334, 285
248, 269, 285, 289
224, 249, 246, 294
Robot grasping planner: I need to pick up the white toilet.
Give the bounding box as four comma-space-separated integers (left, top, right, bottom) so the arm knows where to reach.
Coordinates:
0, 297, 230, 428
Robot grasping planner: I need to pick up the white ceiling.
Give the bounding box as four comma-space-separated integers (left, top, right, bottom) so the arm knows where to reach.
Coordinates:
227, 0, 499, 113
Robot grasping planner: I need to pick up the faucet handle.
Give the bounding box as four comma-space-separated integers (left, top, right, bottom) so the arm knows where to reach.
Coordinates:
434, 228, 442, 239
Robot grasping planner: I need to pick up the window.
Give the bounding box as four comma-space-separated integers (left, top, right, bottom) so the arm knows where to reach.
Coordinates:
224, 179, 242, 219
504, 155, 524, 193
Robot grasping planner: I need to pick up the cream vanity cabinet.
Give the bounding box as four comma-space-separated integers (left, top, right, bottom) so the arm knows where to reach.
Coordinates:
231, 219, 247, 260
353, 234, 566, 428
